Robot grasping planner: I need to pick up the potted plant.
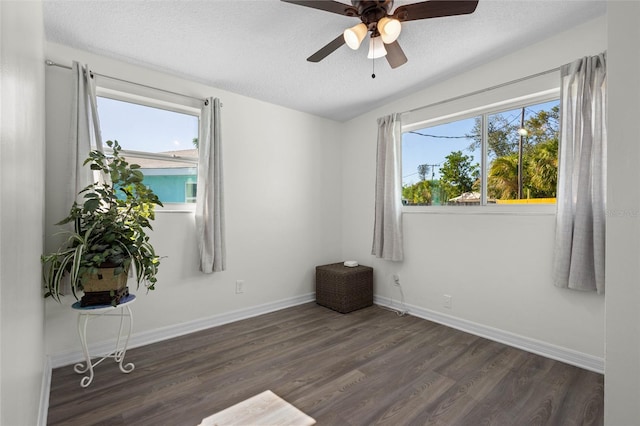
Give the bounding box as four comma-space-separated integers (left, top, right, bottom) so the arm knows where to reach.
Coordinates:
42, 140, 162, 306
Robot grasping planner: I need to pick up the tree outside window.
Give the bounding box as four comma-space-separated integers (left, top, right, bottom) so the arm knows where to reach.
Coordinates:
402, 99, 559, 206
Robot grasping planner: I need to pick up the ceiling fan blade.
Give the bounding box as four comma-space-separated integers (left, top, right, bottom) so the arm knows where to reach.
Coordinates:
393, 0, 479, 21
307, 34, 346, 62
385, 41, 408, 69
280, 0, 357, 17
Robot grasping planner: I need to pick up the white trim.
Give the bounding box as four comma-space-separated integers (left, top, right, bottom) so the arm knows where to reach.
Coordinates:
97, 87, 202, 115
38, 356, 52, 426
111, 148, 198, 165
402, 89, 559, 133
141, 168, 197, 176
403, 71, 560, 129
402, 204, 556, 215
48, 292, 315, 369
40, 292, 601, 416
374, 295, 604, 374
156, 204, 195, 213
403, 66, 561, 116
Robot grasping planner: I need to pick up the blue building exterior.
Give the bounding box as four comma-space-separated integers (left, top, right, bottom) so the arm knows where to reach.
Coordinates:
130, 149, 198, 204
142, 168, 197, 203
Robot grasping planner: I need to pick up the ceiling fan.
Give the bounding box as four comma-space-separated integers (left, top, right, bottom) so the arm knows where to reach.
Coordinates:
281, 0, 479, 70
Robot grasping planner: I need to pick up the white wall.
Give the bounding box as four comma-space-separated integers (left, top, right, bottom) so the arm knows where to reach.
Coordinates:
0, 1, 46, 425
341, 17, 607, 363
44, 43, 343, 356
605, 2, 640, 424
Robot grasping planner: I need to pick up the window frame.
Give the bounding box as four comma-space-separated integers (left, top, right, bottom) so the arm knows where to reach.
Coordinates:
401, 88, 560, 215
184, 181, 197, 204
96, 86, 201, 213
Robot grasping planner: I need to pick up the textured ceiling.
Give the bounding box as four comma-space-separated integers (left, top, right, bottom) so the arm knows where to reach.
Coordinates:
43, 0, 606, 122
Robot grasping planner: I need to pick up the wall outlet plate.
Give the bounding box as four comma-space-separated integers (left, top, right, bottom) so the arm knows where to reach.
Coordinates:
444, 294, 452, 309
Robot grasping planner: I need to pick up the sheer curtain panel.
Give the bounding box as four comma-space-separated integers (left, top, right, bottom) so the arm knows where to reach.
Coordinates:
372, 113, 404, 261
553, 53, 607, 294
196, 97, 226, 273
69, 61, 104, 205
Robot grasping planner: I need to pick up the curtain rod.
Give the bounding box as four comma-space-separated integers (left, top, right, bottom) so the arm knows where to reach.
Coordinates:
403, 65, 562, 116
45, 60, 209, 105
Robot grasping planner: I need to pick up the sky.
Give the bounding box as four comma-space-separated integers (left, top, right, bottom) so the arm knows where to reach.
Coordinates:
402, 117, 479, 186
97, 95, 556, 185
97, 97, 199, 154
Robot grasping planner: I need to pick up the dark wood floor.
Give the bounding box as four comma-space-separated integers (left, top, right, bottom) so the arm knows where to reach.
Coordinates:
48, 303, 603, 426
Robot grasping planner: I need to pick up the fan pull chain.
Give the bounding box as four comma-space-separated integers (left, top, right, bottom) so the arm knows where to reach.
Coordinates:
372, 56, 376, 79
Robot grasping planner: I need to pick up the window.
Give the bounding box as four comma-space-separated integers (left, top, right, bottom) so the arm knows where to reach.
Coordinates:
402, 98, 559, 207
185, 181, 197, 203
403, 116, 481, 206
97, 96, 199, 207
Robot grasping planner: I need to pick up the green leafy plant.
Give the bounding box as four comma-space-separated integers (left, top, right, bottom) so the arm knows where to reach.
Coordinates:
42, 140, 163, 302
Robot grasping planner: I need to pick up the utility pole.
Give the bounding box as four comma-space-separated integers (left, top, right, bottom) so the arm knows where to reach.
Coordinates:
426, 163, 439, 180
424, 163, 440, 204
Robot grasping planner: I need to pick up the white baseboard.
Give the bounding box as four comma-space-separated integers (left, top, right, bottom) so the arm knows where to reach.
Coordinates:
42, 291, 603, 419
375, 295, 604, 374
48, 292, 315, 369
38, 356, 52, 426
42, 293, 316, 418
40, 294, 310, 422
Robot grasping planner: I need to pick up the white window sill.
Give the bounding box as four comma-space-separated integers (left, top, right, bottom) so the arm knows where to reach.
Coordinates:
402, 204, 556, 216
156, 203, 196, 213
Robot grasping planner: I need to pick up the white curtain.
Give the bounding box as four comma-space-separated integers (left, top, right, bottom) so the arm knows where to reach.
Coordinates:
372, 113, 404, 261
553, 53, 607, 294
69, 61, 103, 204
196, 97, 226, 273
60, 62, 104, 295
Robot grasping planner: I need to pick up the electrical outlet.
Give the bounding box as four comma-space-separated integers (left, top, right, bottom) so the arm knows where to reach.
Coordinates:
235, 280, 244, 294
444, 294, 452, 309
392, 274, 400, 285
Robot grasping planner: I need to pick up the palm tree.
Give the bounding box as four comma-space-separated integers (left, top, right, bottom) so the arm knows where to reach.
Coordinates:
488, 154, 519, 200
527, 138, 558, 198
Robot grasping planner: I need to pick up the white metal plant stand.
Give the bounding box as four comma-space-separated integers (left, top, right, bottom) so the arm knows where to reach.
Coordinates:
71, 294, 136, 387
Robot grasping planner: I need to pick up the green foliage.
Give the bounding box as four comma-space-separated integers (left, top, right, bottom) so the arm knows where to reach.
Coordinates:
526, 138, 558, 198
439, 151, 479, 200
41, 140, 163, 302
488, 154, 519, 200
524, 106, 560, 147
403, 164, 435, 205
467, 105, 559, 200
487, 139, 558, 200
402, 180, 432, 205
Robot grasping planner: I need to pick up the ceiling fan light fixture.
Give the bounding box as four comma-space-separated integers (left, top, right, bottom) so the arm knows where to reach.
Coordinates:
367, 36, 387, 59
378, 17, 402, 44
343, 23, 368, 50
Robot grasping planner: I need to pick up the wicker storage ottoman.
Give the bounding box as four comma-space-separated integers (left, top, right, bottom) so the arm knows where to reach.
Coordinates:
315, 263, 373, 313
